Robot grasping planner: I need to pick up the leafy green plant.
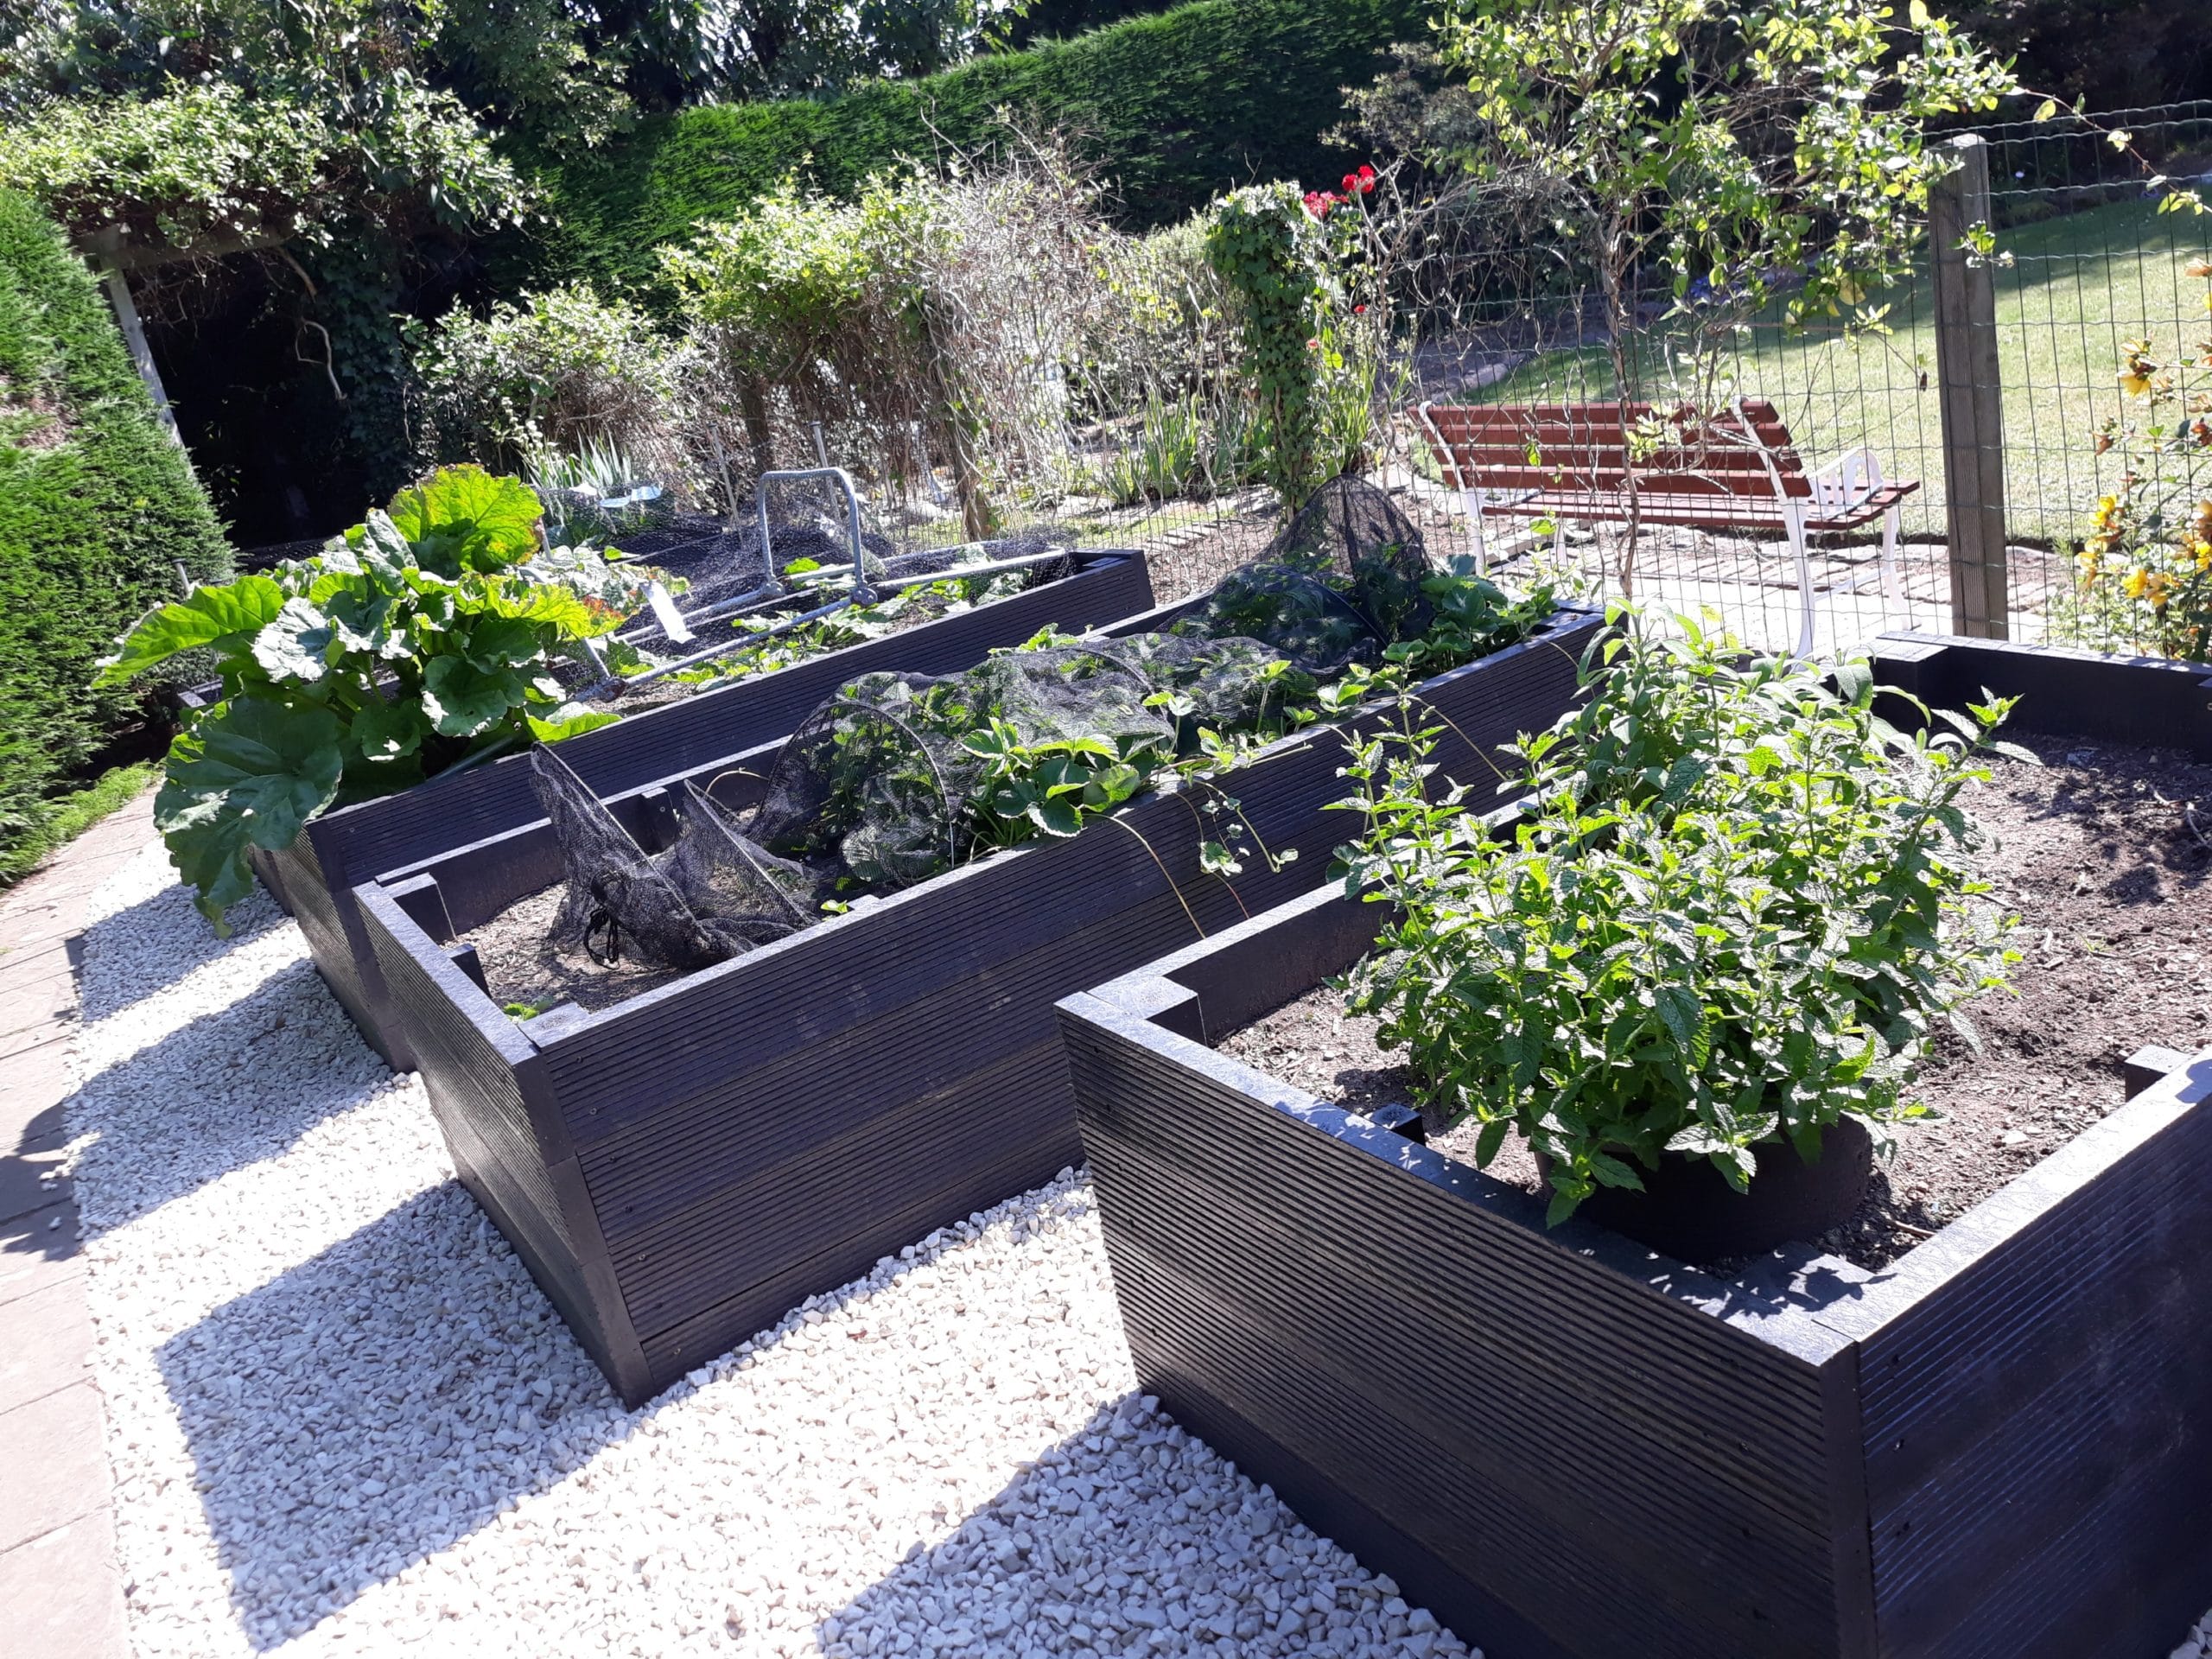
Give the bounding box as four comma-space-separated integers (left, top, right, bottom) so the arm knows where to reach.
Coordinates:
1338, 613, 2025, 1224
2063, 256, 2212, 661
1382, 574, 1559, 678
98, 466, 646, 929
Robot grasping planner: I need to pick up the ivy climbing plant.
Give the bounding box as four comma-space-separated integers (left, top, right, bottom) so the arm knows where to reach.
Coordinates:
1205, 181, 1341, 510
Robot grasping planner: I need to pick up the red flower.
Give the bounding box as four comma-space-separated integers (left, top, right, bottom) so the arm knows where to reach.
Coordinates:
1357, 164, 1377, 193
1353, 303, 1367, 314
1305, 337, 1320, 350
1343, 174, 1360, 193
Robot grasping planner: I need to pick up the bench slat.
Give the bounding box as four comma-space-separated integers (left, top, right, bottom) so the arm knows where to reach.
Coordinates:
1416, 400, 1864, 509
1421, 402, 1794, 447
1485, 480, 1920, 533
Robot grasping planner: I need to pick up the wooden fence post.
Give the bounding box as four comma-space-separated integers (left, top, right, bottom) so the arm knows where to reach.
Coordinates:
1929, 133, 2010, 639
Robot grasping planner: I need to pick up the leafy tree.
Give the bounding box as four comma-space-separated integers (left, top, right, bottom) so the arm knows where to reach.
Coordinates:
1440, 0, 2016, 591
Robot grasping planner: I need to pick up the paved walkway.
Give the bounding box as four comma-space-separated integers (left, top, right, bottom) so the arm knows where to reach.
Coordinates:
1, 791, 157, 1659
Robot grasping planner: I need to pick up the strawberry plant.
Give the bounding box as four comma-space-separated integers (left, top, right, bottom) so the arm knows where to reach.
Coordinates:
1338, 613, 2026, 1224
99, 465, 648, 929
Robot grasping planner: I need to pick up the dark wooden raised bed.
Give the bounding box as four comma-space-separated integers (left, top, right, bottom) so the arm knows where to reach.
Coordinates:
245, 548, 1154, 1069
1057, 630, 2212, 1659
353, 604, 1604, 1403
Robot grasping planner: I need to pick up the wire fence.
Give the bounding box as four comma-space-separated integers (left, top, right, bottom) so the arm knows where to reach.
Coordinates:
603, 99, 2212, 662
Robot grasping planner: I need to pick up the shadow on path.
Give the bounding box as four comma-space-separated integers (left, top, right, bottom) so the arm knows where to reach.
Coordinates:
65, 959, 395, 1230
823, 1394, 1462, 1657
156, 1184, 633, 1649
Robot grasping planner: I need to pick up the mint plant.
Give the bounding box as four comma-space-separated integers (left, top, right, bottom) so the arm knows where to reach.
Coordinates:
1338, 614, 2026, 1224
99, 466, 646, 929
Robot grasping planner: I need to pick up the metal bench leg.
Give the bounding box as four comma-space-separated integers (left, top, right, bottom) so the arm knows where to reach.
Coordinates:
1462, 490, 1487, 574
1785, 502, 1816, 658
1879, 505, 1904, 608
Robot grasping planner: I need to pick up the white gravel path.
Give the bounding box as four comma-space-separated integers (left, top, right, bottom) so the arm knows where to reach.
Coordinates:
61, 844, 1486, 1659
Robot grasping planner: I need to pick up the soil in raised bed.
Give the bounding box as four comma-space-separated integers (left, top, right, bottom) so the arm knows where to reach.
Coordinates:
458, 883, 692, 1016
1217, 735, 2212, 1271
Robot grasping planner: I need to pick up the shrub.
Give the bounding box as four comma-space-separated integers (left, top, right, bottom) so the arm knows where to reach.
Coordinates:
1339, 617, 2024, 1224
406, 283, 700, 502
665, 151, 1116, 535
0, 187, 232, 879
98, 466, 645, 928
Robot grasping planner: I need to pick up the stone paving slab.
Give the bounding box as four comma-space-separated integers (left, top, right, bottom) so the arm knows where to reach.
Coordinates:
0, 1511, 127, 1659
0, 1382, 113, 1554
0, 1276, 95, 1414
0, 788, 152, 1658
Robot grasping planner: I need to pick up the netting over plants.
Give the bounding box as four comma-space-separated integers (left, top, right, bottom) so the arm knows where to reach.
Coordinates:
522, 477, 1546, 988
561, 503, 1076, 702
1198, 477, 1435, 673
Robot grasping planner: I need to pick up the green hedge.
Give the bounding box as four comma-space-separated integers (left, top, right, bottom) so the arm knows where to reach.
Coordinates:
0, 188, 232, 878
531, 0, 1433, 299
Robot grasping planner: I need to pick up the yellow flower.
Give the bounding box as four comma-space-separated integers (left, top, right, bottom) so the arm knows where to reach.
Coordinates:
2122, 568, 2151, 599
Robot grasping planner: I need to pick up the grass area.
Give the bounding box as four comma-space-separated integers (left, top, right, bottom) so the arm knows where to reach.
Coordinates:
1464, 195, 2212, 551
0, 760, 156, 886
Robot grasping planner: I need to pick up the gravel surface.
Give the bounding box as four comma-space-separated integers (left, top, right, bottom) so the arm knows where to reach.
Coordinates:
62, 843, 1488, 1658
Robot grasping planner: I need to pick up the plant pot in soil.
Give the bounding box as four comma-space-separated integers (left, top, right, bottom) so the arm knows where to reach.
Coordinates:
1532, 1122, 1872, 1265
353, 604, 1604, 1405
222, 548, 1154, 1069
1057, 631, 2212, 1659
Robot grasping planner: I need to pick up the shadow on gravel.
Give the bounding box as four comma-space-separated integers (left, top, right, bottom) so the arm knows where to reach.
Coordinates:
156, 1183, 638, 1650
63, 960, 394, 1230
73, 874, 286, 1025
820, 1392, 1460, 1656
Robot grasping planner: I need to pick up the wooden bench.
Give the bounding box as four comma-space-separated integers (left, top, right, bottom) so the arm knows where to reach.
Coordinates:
1414, 398, 1919, 655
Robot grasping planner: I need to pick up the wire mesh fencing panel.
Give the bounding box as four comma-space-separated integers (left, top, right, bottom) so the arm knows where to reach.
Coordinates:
666, 99, 2212, 660
1978, 102, 2212, 650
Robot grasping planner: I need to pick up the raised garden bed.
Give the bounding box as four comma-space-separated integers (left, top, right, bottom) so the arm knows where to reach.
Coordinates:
1057, 630, 2212, 1659
249, 547, 1152, 1068
354, 602, 1605, 1403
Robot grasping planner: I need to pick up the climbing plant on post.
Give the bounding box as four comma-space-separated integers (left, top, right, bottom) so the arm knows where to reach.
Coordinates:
1205, 181, 1340, 511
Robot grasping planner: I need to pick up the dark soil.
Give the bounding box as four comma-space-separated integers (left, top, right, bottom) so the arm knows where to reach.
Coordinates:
1216, 735, 2212, 1272
459, 882, 691, 1017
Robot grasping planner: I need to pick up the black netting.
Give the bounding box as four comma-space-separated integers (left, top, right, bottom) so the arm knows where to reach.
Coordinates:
1190, 477, 1433, 674
530, 747, 727, 972
522, 475, 1478, 982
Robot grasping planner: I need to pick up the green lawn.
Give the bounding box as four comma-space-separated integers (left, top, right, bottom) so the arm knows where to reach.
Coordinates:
1462, 196, 2212, 551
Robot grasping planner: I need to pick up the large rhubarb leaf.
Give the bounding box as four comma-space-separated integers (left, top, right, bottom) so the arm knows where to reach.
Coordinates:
251, 598, 337, 683
421, 654, 524, 738
388, 465, 543, 575
156, 695, 344, 931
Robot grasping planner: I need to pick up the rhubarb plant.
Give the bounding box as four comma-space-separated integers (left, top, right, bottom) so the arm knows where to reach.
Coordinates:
99, 466, 646, 929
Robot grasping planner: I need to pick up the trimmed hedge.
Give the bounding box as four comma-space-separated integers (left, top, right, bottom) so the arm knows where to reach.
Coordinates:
531, 0, 1432, 299
0, 188, 232, 878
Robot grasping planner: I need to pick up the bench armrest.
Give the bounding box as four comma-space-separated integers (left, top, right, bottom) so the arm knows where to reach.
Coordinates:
1808, 446, 1885, 512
